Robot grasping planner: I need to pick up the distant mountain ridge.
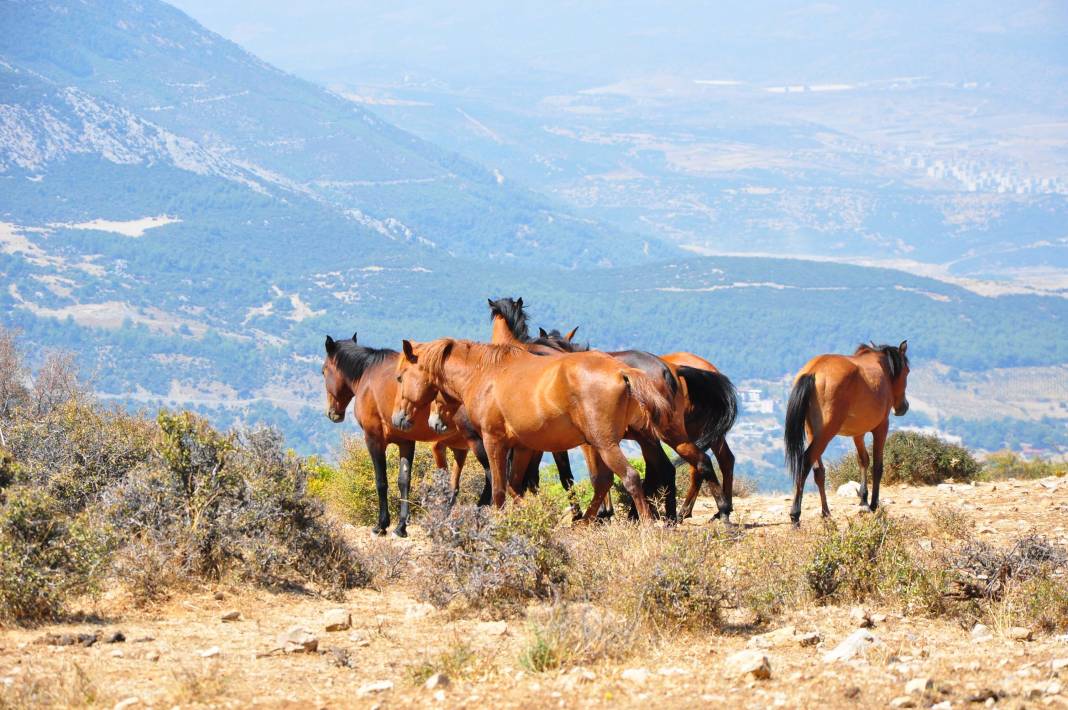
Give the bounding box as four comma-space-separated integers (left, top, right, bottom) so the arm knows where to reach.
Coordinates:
0, 0, 663, 266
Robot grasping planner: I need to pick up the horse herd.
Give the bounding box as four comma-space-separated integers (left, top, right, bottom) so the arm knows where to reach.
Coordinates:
321, 297, 910, 537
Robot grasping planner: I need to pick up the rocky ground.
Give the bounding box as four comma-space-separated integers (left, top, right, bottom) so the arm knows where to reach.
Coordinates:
1, 476, 1066, 709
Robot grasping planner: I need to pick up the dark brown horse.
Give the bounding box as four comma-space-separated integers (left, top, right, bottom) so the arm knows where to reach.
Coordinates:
784, 341, 910, 525
321, 333, 486, 536
491, 298, 737, 521
392, 338, 681, 522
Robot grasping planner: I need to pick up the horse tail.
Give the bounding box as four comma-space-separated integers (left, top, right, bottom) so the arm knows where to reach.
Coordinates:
621, 367, 674, 438
676, 366, 737, 451
784, 373, 815, 487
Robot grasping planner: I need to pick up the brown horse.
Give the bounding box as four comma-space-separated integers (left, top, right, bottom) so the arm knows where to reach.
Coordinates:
321, 333, 485, 536
783, 341, 910, 525
392, 338, 679, 522
491, 298, 737, 521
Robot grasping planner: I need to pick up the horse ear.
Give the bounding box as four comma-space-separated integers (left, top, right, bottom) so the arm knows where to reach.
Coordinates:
538, 327, 549, 338
325, 335, 336, 355
898, 339, 908, 355
352, 331, 358, 343
516, 297, 523, 308
402, 340, 417, 363
565, 326, 579, 342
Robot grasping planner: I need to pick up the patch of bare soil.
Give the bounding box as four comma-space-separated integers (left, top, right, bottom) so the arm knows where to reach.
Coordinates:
2, 477, 1066, 709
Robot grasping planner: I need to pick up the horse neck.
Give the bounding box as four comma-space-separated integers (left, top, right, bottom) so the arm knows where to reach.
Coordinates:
491, 315, 524, 346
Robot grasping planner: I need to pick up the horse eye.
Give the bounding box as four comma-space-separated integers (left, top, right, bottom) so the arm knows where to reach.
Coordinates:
396, 375, 402, 383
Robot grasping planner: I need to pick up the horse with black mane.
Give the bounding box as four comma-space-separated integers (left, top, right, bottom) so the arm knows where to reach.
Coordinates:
784, 341, 911, 525
488, 297, 738, 522
321, 333, 487, 536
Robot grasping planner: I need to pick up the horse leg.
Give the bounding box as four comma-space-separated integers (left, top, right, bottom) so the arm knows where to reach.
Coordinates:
636, 437, 673, 521
484, 438, 511, 508
367, 437, 390, 536
813, 455, 830, 517
523, 450, 544, 495
712, 438, 736, 521
853, 435, 871, 507
508, 447, 535, 498
672, 440, 724, 522
552, 451, 582, 521
393, 440, 415, 537
580, 444, 614, 519
448, 447, 468, 506
869, 421, 889, 512
790, 424, 836, 527
599, 444, 654, 523
579, 448, 613, 523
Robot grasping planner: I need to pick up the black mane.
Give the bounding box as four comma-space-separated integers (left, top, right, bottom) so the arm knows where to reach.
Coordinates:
333, 339, 397, 381
530, 329, 590, 352
856, 343, 909, 380
488, 297, 530, 342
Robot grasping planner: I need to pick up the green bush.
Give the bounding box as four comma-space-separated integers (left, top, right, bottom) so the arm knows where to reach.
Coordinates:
828, 431, 980, 488
0, 487, 108, 623
307, 436, 441, 526
805, 512, 940, 611
979, 450, 1067, 481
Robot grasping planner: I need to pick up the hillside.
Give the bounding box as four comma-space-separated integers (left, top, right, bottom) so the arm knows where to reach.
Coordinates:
0, 0, 1065, 463
3, 476, 1066, 708
0, 0, 660, 267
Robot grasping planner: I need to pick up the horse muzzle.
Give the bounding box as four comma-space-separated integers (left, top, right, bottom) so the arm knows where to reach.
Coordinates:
326, 410, 344, 423
894, 399, 910, 417
392, 410, 414, 431
428, 412, 449, 434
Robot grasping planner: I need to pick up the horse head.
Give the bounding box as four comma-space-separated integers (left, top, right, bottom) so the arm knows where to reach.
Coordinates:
321, 333, 358, 423
392, 339, 449, 431
891, 339, 910, 416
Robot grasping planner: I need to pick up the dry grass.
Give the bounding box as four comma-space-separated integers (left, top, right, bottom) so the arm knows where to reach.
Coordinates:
0, 663, 106, 709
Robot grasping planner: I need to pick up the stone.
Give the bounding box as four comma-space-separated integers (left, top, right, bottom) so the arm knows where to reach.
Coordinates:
747, 625, 796, 649
836, 481, 861, 498
143, 650, 160, 662
930, 702, 952, 710
850, 607, 873, 628
971, 623, 992, 641
404, 603, 434, 620
348, 631, 370, 647
102, 630, 125, 644
323, 608, 351, 632
220, 610, 241, 622
113, 697, 140, 710
277, 626, 318, 654
357, 680, 394, 696
797, 631, 821, 647
871, 612, 888, 625
424, 672, 450, 690
474, 620, 508, 637
843, 686, 861, 699
723, 650, 771, 680
620, 668, 650, 684
889, 697, 916, 708
823, 629, 878, 663
1007, 626, 1033, 641
566, 667, 595, 684
1051, 658, 1068, 673
213, 591, 226, 600
657, 667, 687, 677
198, 646, 220, 658
905, 677, 933, 695
110, 649, 124, 658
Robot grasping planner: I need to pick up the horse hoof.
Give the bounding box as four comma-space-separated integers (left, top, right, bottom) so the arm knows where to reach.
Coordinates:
391, 528, 408, 539
371, 527, 387, 537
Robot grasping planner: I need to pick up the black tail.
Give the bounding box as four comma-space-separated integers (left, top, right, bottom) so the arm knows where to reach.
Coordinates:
676, 366, 738, 451
784, 374, 815, 487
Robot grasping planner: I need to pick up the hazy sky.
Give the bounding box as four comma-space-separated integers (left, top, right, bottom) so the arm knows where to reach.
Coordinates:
167, 1, 1068, 88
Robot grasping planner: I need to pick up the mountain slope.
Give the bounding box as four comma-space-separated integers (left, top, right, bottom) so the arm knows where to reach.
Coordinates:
0, 0, 664, 266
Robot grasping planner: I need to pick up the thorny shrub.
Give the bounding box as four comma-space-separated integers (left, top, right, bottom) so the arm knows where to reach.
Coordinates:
828, 431, 980, 488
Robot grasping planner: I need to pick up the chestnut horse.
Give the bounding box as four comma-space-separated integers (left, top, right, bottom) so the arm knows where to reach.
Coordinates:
491, 298, 737, 521
392, 338, 679, 522
321, 333, 486, 536
783, 341, 910, 525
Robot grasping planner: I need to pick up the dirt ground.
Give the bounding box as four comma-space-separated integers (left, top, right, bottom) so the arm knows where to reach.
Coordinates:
2, 477, 1066, 709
